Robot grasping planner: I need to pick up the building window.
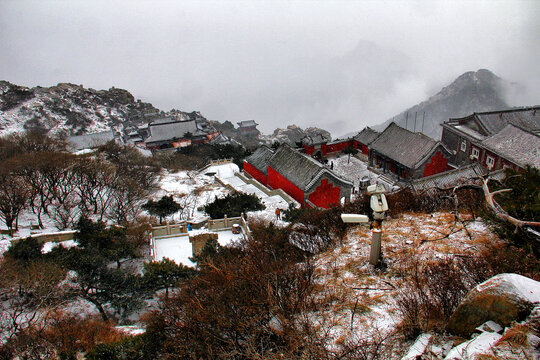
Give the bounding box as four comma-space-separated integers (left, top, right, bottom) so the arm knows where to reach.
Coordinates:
486, 156, 495, 169
460, 141, 467, 152
470, 147, 480, 160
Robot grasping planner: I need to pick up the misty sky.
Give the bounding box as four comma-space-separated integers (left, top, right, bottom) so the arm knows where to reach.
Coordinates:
1, 0, 538, 136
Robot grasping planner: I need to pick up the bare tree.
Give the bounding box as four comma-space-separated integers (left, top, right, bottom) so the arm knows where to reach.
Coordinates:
0, 171, 30, 233
73, 159, 118, 221
0, 259, 68, 341
106, 176, 147, 225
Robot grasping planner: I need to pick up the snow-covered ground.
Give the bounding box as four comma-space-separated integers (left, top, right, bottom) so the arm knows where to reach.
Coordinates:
155, 162, 291, 225
153, 229, 245, 267
149, 162, 291, 266
310, 212, 500, 353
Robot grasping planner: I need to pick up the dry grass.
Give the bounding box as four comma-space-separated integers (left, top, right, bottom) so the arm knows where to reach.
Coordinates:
496, 324, 531, 347
309, 210, 501, 346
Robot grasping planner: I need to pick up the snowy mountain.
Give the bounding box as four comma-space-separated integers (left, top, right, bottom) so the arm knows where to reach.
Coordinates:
0, 81, 166, 136
374, 69, 515, 139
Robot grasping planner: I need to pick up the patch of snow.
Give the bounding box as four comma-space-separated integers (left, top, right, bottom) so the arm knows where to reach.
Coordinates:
204, 163, 239, 178
402, 333, 432, 360
153, 229, 245, 267
153, 235, 196, 267
475, 320, 503, 334
115, 325, 146, 336
330, 154, 394, 190
41, 239, 78, 254
74, 148, 96, 155
444, 331, 502, 360
475, 273, 540, 303
0, 240, 11, 256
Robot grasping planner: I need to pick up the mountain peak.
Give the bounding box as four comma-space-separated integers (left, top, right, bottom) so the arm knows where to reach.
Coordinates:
375, 69, 511, 139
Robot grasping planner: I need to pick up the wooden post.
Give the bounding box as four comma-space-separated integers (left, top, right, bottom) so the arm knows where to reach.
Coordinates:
370, 222, 382, 266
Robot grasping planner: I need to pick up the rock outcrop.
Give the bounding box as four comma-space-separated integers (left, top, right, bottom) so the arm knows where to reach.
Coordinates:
447, 273, 540, 337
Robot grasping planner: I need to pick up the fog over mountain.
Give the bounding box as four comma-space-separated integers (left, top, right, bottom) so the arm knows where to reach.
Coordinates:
1, 1, 539, 137
374, 69, 518, 139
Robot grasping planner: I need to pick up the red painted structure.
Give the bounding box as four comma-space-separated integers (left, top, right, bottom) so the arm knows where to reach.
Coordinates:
307, 179, 341, 208
243, 161, 268, 186
302, 139, 358, 157
423, 151, 450, 177
359, 143, 369, 155
267, 166, 305, 205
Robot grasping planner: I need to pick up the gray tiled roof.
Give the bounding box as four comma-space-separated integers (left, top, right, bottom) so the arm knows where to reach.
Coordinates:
244, 146, 274, 175
151, 117, 177, 125
237, 120, 258, 128
267, 144, 352, 191
481, 124, 540, 168
145, 120, 198, 144
411, 164, 488, 192
354, 127, 380, 145
475, 106, 540, 135
303, 133, 330, 145
448, 106, 540, 136
370, 123, 440, 169
67, 130, 114, 150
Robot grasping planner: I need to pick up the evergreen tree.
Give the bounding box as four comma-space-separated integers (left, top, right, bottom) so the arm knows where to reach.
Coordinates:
143, 258, 196, 297
343, 145, 359, 164
142, 195, 181, 224
204, 192, 264, 219
4, 236, 43, 263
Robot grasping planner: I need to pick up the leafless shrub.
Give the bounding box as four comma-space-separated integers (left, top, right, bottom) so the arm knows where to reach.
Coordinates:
395, 252, 491, 339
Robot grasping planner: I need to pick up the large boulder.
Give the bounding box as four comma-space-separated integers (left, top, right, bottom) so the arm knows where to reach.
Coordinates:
447, 273, 540, 337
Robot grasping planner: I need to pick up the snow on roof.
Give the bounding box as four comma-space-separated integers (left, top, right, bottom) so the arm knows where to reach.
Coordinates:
204, 163, 239, 178
369, 123, 441, 169
411, 163, 489, 192
481, 124, 540, 168
448, 106, 540, 136
302, 133, 330, 145
67, 130, 114, 150
453, 124, 486, 141
145, 120, 198, 144
475, 106, 540, 135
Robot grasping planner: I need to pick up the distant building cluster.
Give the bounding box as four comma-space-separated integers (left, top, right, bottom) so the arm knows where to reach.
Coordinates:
67, 115, 263, 152
237, 120, 260, 137
246, 105, 539, 208
66, 105, 539, 211
300, 106, 539, 180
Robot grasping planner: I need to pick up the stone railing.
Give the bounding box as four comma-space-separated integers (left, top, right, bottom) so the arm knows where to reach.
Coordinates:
8, 230, 77, 246
209, 158, 233, 166
151, 222, 188, 238
197, 158, 234, 173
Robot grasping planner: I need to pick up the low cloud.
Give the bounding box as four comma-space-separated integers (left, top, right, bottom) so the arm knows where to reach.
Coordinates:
0, 1, 538, 137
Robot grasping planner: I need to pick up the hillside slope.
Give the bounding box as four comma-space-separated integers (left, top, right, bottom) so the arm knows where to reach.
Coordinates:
0, 81, 162, 136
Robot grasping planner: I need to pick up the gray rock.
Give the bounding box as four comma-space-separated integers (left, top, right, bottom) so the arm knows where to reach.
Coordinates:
447, 273, 540, 337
